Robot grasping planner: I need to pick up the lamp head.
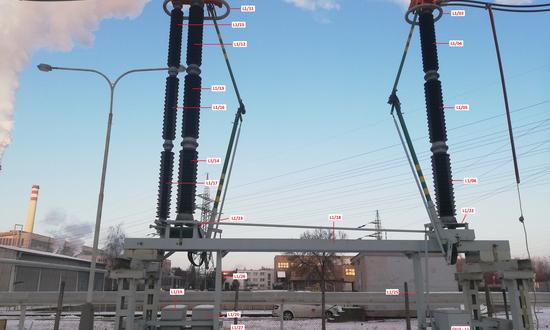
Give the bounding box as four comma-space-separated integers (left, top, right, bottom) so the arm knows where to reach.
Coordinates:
37, 63, 53, 72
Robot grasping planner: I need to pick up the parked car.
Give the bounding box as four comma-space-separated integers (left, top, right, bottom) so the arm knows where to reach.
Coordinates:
272, 303, 343, 320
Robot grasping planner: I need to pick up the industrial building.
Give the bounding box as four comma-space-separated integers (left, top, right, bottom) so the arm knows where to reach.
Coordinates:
352, 252, 457, 292
0, 229, 55, 252
0, 244, 107, 292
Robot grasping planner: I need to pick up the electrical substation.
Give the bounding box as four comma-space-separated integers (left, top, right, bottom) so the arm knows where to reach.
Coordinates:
1, 0, 549, 329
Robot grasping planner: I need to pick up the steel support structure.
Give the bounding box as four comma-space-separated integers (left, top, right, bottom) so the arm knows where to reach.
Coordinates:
457, 260, 535, 329
121, 234, 535, 330
124, 236, 502, 255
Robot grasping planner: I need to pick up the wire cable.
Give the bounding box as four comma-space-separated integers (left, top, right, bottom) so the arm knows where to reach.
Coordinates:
442, 0, 550, 12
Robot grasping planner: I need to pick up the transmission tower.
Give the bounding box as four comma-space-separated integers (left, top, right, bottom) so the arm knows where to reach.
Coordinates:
197, 173, 213, 224
196, 173, 213, 286
368, 210, 383, 240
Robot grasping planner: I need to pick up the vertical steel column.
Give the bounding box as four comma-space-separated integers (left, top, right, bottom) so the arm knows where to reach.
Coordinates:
214, 251, 223, 330
155, 1, 184, 236
462, 277, 481, 327
412, 253, 426, 329
114, 279, 123, 330
126, 279, 136, 328
143, 269, 162, 328
503, 278, 533, 329
176, 0, 205, 223
417, 8, 457, 225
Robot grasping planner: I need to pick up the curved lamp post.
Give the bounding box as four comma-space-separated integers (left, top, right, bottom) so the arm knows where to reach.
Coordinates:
37, 63, 185, 327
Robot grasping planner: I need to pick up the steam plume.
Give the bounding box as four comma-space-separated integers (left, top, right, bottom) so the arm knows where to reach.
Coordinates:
45, 209, 93, 256
0, 0, 149, 162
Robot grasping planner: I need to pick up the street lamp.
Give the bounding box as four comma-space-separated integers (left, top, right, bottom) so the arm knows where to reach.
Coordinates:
37, 63, 185, 327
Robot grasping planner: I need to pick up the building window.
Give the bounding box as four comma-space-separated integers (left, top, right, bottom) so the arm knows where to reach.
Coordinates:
345, 268, 356, 276
277, 262, 289, 269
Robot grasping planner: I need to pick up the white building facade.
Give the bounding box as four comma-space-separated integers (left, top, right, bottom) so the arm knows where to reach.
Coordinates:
244, 268, 275, 290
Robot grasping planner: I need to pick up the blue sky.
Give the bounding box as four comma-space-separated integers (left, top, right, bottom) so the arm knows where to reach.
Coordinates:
0, 0, 549, 269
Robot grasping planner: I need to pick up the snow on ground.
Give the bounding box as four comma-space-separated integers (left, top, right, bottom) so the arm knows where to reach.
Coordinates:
3, 307, 550, 329
5, 315, 113, 330
224, 318, 418, 329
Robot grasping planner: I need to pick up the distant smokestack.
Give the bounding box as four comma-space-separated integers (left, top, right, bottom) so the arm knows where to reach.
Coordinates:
24, 185, 39, 233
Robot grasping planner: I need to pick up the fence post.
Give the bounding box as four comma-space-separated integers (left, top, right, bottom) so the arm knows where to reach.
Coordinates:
18, 305, 26, 330
404, 281, 411, 330
279, 299, 284, 330
54, 280, 66, 330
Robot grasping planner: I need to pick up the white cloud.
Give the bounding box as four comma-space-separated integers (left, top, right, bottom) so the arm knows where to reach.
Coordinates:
285, 0, 341, 11
0, 0, 149, 161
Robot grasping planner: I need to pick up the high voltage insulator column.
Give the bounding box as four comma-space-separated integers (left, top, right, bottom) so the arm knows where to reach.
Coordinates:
155, 1, 184, 237
411, 1, 457, 227
176, 1, 204, 225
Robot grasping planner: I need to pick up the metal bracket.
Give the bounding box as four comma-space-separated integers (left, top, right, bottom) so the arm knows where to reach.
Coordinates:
163, 0, 231, 20
405, 3, 444, 25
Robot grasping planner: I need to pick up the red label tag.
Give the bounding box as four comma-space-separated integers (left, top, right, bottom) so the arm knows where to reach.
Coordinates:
211, 104, 227, 111
241, 5, 255, 12
230, 215, 245, 221
463, 177, 478, 184
233, 273, 247, 280
169, 288, 185, 296
328, 214, 343, 221
232, 21, 247, 29
211, 85, 226, 92
205, 180, 219, 186
206, 157, 221, 164
232, 41, 248, 48
449, 40, 464, 47
461, 207, 476, 215
385, 289, 400, 296
454, 104, 470, 111
451, 10, 465, 16
226, 311, 242, 318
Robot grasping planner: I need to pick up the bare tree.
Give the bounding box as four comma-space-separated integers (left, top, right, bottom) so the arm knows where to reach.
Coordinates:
533, 257, 550, 282
287, 229, 347, 330
102, 224, 126, 269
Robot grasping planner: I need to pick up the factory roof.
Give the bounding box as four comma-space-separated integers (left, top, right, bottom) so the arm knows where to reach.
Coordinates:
0, 244, 103, 264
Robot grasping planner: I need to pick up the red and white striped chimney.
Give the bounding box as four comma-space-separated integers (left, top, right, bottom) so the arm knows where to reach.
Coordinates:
24, 185, 40, 233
